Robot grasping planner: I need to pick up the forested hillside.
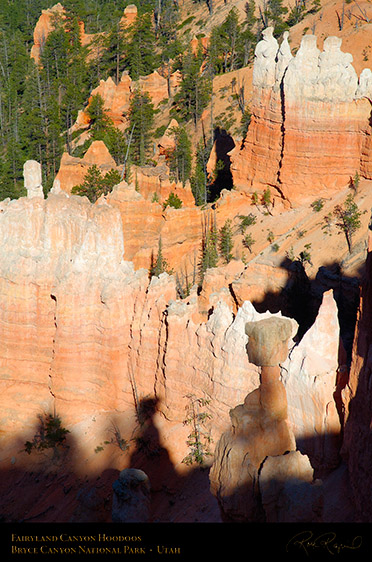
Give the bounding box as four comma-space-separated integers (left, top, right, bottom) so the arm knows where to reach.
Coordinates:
0, 0, 320, 201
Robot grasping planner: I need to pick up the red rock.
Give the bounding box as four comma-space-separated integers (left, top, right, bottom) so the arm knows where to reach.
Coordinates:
230, 30, 372, 206
55, 140, 118, 194
31, 3, 65, 64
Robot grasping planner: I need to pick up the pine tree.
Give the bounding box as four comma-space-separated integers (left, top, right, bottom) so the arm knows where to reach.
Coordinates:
264, 0, 289, 37
334, 194, 362, 252
199, 211, 218, 283
128, 89, 155, 166
86, 93, 113, 140
173, 44, 211, 127
167, 126, 192, 186
71, 164, 120, 203
219, 219, 234, 263
125, 12, 159, 80
150, 236, 172, 277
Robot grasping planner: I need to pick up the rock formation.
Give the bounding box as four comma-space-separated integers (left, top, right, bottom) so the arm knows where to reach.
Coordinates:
209, 287, 351, 522
209, 314, 298, 521
55, 140, 118, 194
23, 160, 44, 199
30, 3, 65, 64
281, 290, 345, 477
229, 29, 372, 205
112, 469, 151, 522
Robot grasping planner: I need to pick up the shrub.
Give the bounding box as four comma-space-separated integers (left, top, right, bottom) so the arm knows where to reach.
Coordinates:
333, 194, 362, 252
311, 198, 325, 212
243, 232, 255, 253
182, 394, 212, 466
238, 213, 257, 233
24, 413, 69, 455
71, 165, 121, 203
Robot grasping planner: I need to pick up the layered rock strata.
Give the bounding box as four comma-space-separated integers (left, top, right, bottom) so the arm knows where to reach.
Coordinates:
0, 183, 259, 466
230, 28, 372, 205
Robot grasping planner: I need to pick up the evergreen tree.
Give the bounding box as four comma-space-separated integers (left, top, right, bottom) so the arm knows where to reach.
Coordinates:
150, 236, 172, 277
334, 194, 362, 253
86, 93, 113, 140
264, 0, 289, 37
71, 164, 120, 202
199, 211, 218, 283
125, 12, 158, 80
102, 19, 127, 83
167, 126, 192, 186
219, 219, 234, 263
190, 137, 213, 206
173, 44, 211, 127
209, 8, 242, 74
128, 89, 155, 166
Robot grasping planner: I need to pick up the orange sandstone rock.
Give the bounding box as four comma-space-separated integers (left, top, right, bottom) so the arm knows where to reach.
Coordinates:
30, 3, 65, 64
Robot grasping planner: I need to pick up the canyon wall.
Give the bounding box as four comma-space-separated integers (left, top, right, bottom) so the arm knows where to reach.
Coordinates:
341, 231, 372, 521
0, 184, 260, 470
230, 28, 372, 205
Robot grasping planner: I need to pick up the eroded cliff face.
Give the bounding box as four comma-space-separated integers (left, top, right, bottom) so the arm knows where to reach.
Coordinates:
341, 232, 372, 521
230, 28, 372, 205
0, 188, 260, 468
0, 169, 365, 523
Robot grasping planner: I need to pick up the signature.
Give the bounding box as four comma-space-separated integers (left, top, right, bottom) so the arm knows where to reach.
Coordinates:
286, 530, 362, 557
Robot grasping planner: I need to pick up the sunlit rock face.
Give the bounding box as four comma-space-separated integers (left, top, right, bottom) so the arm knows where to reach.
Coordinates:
230, 29, 372, 205
281, 290, 344, 477
209, 290, 350, 522
30, 3, 65, 64
0, 188, 259, 469
209, 313, 298, 521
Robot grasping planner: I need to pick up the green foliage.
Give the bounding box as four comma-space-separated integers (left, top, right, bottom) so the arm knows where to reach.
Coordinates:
299, 243, 312, 266
267, 230, 275, 243
263, 0, 289, 37
167, 126, 192, 186
86, 93, 112, 140
94, 422, 129, 454
173, 44, 211, 126
243, 232, 255, 253
24, 413, 70, 455
333, 194, 362, 252
238, 213, 257, 233
262, 187, 273, 214
163, 192, 183, 209
219, 219, 234, 264
349, 170, 360, 192
182, 394, 212, 467
125, 12, 158, 80
71, 164, 121, 202
311, 198, 325, 212
251, 191, 259, 206
199, 211, 218, 283
150, 236, 173, 278
208, 3, 258, 74
240, 106, 252, 138
128, 89, 155, 166
271, 242, 279, 252
286, 243, 312, 266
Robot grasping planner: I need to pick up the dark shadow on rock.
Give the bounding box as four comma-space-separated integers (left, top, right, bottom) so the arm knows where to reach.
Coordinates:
208, 127, 235, 202
248, 258, 363, 362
